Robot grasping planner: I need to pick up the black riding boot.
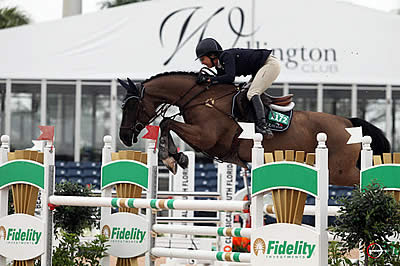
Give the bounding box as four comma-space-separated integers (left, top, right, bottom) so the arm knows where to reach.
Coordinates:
251, 95, 273, 138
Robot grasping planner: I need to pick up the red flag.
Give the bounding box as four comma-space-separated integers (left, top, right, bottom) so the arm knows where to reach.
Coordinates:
38, 126, 55, 141
142, 125, 160, 150
142, 125, 160, 140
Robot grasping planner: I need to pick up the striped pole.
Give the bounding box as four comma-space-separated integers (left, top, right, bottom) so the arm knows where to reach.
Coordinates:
153, 224, 251, 238
151, 248, 251, 263
49, 196, 249, 212
264, 204, 341, 217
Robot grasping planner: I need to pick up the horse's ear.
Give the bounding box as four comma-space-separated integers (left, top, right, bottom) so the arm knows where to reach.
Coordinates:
117, 78, 130, 90
127, 78, 139, 96
117, 78, 139, 96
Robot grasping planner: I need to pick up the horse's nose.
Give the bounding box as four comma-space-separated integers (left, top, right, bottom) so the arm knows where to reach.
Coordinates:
119, 128, 133, 147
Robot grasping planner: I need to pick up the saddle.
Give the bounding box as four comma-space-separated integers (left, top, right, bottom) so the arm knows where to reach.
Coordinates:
232, 88, 295, 132
263, 94, 293, 107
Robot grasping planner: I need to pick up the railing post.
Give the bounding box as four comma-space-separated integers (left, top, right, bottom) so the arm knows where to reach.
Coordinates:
43, 139, 55, 266
101, 135, 113, 220
100, 135, 112, 266
361, 136, 373, 171
359, 135, 373, 263
146, 139, 157, 266
315, 133, 328, 266
250, 133, 264, 230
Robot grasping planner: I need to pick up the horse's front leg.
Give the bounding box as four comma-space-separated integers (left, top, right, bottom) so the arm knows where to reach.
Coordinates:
167, 133, 189, 169
160, 118, 218, 156
159, 119, 189, 174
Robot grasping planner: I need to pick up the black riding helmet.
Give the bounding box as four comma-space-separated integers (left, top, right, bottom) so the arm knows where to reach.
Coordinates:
195, 38, 223, 60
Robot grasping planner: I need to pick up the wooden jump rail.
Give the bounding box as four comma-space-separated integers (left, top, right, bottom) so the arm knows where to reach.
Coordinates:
372, 152, 400, 201
264, 150, 316, 225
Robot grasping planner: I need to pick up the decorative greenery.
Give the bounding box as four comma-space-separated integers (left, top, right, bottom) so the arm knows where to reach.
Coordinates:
0, 7, 30, 29
328, 241, 354, 265
53, 182, 99, 235
101, 0, 148, 9
329, 183, 400, 266
52, 232, 109, 266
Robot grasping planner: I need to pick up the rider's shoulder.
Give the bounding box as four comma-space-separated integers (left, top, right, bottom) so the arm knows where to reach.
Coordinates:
221, 48, 243, 53
219, 48, 243, 58
221, 48, 261, 56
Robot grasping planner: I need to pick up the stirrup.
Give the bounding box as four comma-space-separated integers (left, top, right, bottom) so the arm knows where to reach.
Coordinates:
255, 123, 273, 138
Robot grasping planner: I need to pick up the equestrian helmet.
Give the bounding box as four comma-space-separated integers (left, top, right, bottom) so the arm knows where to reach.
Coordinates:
195, 38, 223, 59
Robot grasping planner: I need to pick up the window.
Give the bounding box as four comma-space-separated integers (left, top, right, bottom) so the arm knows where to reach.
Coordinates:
289, 84, 317, 112
10, 83, 41, 150
392, 89, 400, 151
47, 83, 75, 161
323, 86, 351, 117
357, 87, 386, 133
81, 84, 111, 161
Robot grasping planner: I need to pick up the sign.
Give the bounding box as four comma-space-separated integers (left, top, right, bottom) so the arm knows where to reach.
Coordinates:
0, 214, 45, 260
169, 151, 195, 225
218, 163, 237, 253
101, 213, 149, 258
251, 223, 319, 265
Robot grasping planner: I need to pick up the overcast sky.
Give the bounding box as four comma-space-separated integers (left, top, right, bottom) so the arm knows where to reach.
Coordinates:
0, 0, 104, 22
0, 0, 399, 23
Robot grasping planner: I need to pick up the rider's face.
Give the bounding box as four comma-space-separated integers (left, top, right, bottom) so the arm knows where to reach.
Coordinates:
200, 56, 212, 67
200, 56, 217, 68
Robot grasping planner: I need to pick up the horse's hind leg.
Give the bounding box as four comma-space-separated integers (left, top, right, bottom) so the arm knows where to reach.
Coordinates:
329, 145, 361, 186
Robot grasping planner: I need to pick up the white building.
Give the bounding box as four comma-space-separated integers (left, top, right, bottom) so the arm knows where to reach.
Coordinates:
0, 0, 399, 161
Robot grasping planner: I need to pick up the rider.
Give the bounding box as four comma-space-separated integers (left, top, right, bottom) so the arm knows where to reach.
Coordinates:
195, 37, 280, 138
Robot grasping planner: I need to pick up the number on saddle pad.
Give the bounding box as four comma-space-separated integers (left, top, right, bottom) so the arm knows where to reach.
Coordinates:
267, 110, 293, 132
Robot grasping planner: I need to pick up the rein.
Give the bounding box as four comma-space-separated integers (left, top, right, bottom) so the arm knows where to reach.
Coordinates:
185, 89, 238, 120
121, 81, 209, 132
121, 74, 238, 138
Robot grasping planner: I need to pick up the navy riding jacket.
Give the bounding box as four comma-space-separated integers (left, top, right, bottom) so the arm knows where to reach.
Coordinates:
210, 48, 272, 85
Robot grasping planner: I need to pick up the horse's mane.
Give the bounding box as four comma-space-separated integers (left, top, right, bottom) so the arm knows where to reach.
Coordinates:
143, 71, 198, 84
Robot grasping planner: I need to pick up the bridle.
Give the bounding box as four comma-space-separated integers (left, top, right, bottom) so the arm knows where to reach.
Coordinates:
120, 92, 151, 138
120, 71, 217, 138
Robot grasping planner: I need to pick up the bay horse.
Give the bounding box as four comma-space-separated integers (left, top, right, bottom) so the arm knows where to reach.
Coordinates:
119, 72, 390, 186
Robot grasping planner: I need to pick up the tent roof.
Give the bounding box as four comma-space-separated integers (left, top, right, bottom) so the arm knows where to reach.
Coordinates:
1, 0, 399, 84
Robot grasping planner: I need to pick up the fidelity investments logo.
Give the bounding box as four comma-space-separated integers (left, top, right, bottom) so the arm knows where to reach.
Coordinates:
0, 225, 42, 244
101, 225, 146, 243
253, 238, 316, 259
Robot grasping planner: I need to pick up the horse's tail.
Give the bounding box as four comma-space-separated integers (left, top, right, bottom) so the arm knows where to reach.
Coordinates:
349, 118, 391, 155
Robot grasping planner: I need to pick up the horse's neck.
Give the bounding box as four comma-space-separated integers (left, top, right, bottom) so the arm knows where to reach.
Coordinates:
144, 77, 195, 109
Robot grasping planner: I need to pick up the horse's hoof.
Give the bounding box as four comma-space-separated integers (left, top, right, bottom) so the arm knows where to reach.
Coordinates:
176, 152, 189, 169
162, 157, 177, 175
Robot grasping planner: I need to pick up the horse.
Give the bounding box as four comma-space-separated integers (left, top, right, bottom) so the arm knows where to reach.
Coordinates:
118, 72, 390, 186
